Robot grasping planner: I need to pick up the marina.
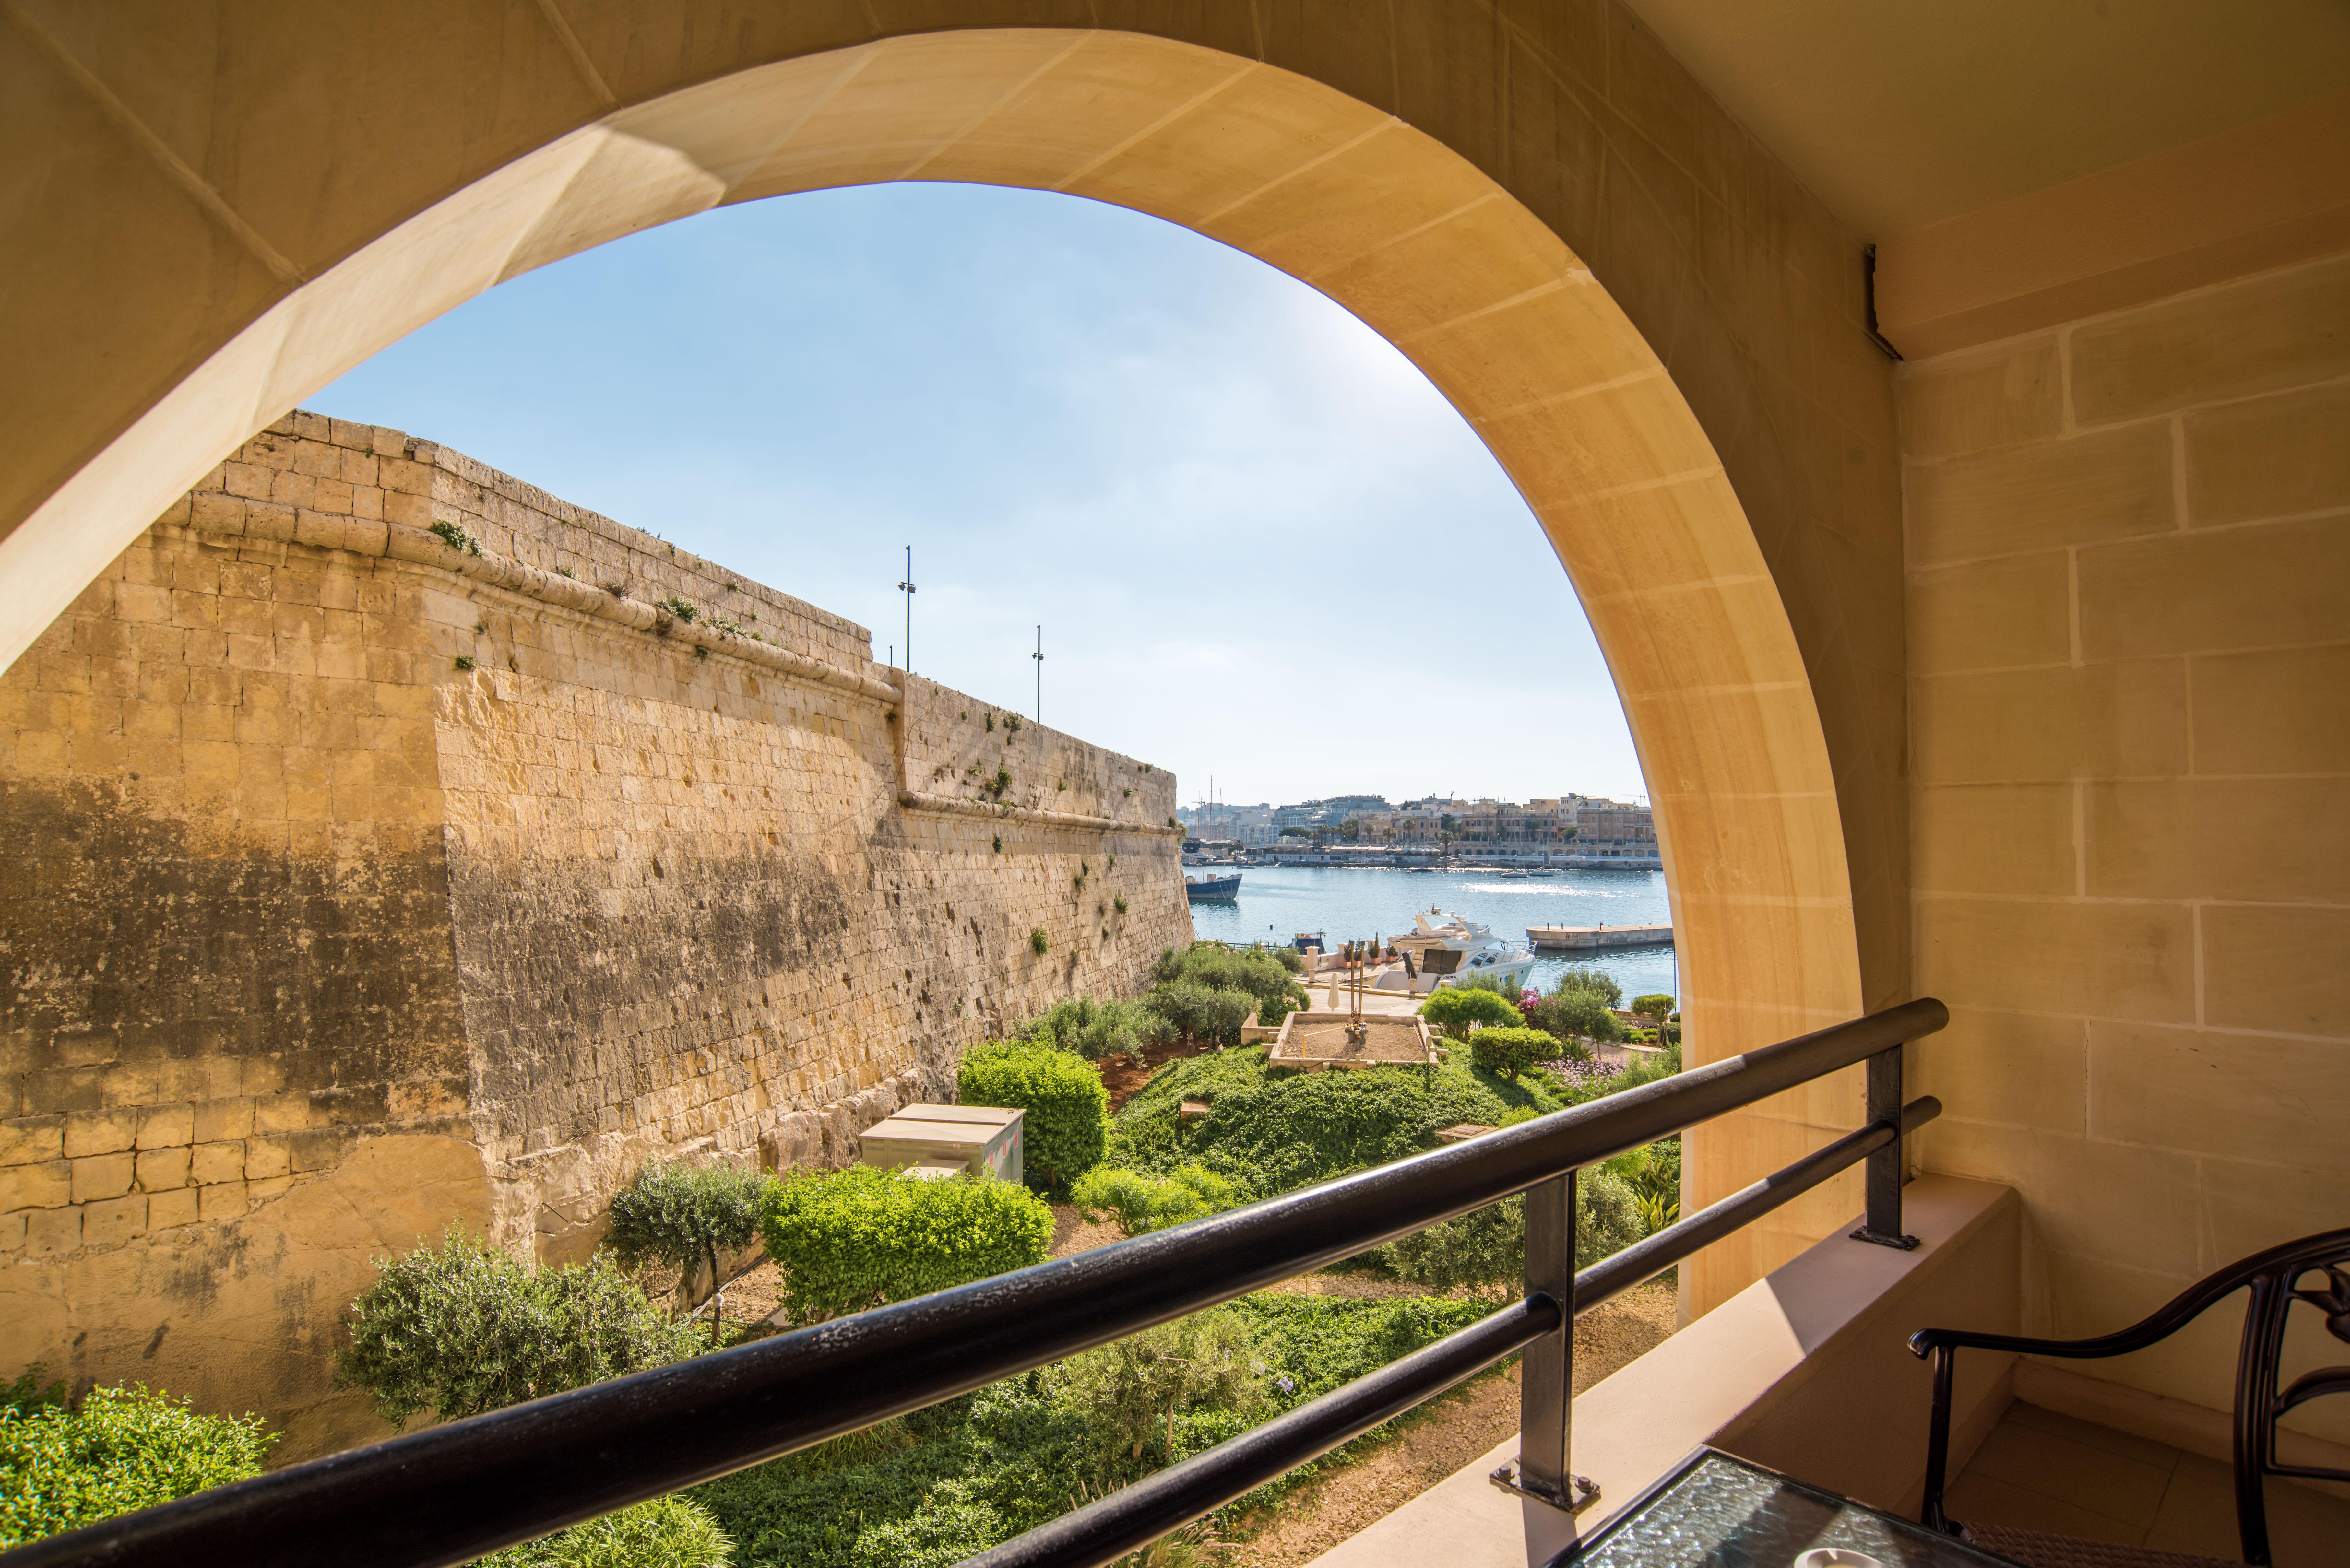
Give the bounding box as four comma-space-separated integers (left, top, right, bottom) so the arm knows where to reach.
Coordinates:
1186, 863, 1678, 1000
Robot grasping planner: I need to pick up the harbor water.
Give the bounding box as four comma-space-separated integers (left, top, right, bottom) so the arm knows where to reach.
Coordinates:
1184, 865, 1679, 1002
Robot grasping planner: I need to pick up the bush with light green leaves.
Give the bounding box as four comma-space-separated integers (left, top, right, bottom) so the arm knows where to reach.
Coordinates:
477, 1495, 734, 1568
1467, 1025, 1560, 1082
1, 1373, 274, 1548
760, 1166, 1053, 1325
1417, 984, 1522, 1040
959, 1040, 1110, 1189
1071, 1163, 1240, 1235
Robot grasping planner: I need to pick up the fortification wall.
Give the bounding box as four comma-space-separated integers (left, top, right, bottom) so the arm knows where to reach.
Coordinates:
0, 413, 1189, 1457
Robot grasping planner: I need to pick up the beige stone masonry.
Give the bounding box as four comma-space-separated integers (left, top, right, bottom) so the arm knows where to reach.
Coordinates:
1901, 248, 2350, 1450
1, 423, 1191, 1456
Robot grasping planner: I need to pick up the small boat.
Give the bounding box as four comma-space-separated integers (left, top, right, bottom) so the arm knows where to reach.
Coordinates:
1185, 872, 1242, 901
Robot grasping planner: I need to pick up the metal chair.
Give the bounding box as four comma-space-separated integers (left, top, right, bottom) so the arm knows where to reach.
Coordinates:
1910, 1227, 2350, 1568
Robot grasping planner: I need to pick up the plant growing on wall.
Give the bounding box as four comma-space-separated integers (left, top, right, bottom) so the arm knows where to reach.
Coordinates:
0, 1378, 275, 1548
606, 1161, 777, 1346
959, 1041, 1110, 1190
428, 518, 481, 556
758, 1167, 1052, 1325
657, 595, 699, 623
335, 1231, 700, 1426
1030, 927, 1049, 955
1114, 895, 1129, 916
991, 767, 1013, 799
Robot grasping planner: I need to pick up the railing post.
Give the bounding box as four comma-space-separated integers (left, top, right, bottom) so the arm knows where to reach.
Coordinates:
1493, 1173, 1598, 1515
1850, 1043, 1919, 1250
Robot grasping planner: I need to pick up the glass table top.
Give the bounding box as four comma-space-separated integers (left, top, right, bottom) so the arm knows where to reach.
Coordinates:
1550, 1449, 2015, 1568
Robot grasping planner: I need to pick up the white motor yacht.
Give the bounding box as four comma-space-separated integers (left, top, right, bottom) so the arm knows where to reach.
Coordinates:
1389, 908, 1537, 993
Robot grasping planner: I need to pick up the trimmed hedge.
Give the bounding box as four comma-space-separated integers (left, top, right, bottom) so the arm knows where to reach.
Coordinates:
1417, 986, 1521, 1040
958, 1041, 1110, 1189
1468, 1026, 1559, 1082
760, 1167, 1053, 1325
0, 1382, 274, 1548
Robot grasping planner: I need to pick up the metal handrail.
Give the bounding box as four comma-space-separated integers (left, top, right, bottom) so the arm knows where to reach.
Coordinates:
15, 997, 1947, 1568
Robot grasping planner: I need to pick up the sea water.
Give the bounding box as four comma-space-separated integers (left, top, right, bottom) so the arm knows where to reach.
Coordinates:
1182, 864, 1680, 1003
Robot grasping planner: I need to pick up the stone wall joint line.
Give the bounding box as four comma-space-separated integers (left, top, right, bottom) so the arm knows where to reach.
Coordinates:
896, 788, 1183, 836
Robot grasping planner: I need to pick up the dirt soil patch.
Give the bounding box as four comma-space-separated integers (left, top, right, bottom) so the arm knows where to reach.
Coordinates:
1228, 1279, 1679, 1567
1098, 1038, 1221, 1112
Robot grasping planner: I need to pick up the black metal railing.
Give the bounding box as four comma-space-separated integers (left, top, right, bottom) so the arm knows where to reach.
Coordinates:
17, 997, 1948, 1568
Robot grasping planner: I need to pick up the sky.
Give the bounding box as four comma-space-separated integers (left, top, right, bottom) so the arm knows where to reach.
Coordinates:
311, 182, 1647, 808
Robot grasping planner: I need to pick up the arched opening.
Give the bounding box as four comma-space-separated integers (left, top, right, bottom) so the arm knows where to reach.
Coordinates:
0, 28, 1860, 1378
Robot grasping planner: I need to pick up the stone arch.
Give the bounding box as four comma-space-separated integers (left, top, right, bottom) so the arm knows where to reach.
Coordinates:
1, 27, 1870, 1316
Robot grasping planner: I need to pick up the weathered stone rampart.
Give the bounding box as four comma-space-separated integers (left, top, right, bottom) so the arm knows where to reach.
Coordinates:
0, 412, 1188, 1456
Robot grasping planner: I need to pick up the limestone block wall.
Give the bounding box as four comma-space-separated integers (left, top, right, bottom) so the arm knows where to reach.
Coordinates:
897, 673, 1176, 830
1900, 249, 2350, 1446
0, 414, 1190, 1456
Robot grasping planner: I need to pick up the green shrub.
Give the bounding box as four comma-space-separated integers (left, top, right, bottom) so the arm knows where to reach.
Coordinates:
1374, 1169, 1646, 1296
1452, 972, 1525, 1002
1015, 996, 1168, 1065
959, 1040, 1110, 1188
336, 1232, 701, 1426
690, 1291, 1487, 1566
0, 1381, 274, 1547
1054, 1309, 1265, 1469
760, 1167, 1052, 1324
1630, 993, 1676, 1021
1577, 1169, 1645, 1262
607, 1161, 775, 1319
1071, 1164, 1238, 1234
1149, 944, 1310, 1023
1549, 969, 1623, 1008
479, 1495, 734, 1568
1526, 989, 1621, 1044
1106, 1048, 1556, 1200
1143, 979, 1256, 1047
1418, 985, 1521, 1040
1608, 1139, 1682, 1233
1468, 1026, 1559, 1082
1029, 927, 1049, 955
1378, 1196, 1526, 1297
846, 1480, 1005, 1568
